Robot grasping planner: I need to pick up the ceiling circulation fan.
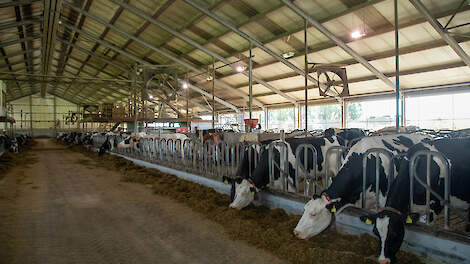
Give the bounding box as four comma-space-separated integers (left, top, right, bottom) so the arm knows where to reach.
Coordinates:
312, 65, 350, 99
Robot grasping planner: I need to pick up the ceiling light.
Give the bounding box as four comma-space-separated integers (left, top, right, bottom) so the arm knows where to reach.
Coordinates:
182, 82, 188, 89
351, 30, 365, 39
148, 94, 153, 99
281, 51, 295, 59
235, 65, 246, 73
58, 20, 62, 25
206, 75, 213, 81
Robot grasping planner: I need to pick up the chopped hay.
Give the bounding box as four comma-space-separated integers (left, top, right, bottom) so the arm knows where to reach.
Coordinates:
72, 146, 423, 264
0, 140, 37, 178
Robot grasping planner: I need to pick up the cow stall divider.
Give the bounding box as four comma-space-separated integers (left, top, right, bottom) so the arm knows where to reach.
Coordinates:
268, 141, 290, 192
159, 138, 166, 161
409, 150, 454, 230
324, 146, 348, 189
0, 139, 5, 157
361, 148, 394, 212
295, 144, 317, 198
246, 142, 262, 179
228, 143, 242, 178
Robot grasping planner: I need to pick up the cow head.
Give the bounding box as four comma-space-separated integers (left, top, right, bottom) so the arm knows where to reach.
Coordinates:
223, 176, 257, 210
361, 211, 419, 264
293, 195, 334, 239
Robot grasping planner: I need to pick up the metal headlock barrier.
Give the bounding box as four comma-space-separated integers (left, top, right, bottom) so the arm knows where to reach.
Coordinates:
324, 146, 348, 189
0, 139, 5, 157
246, 142, 262, 179
268, 141, 290, 192
409, 150, 451, 229
361, 148, 394, 212
295, 143, 317, 197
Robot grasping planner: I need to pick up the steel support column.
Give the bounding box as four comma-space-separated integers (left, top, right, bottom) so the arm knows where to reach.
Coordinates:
248, 43, 253, 122
395, 0, 400, 130
304, 19, 308, 131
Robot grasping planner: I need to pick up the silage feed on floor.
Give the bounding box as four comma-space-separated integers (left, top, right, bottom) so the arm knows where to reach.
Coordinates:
0, 141, 37, 178
73, 147, 423, 264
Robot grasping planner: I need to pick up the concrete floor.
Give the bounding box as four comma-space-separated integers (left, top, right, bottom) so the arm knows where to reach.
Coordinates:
0, 139, 285, 264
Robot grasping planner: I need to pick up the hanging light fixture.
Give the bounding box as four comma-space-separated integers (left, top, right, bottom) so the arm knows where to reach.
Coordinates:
234, 65, 246, 72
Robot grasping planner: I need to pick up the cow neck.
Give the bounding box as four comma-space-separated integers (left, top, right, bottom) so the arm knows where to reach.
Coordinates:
325, 153, 363, 203
384, 160, 412, 216
381, 206, 403, 216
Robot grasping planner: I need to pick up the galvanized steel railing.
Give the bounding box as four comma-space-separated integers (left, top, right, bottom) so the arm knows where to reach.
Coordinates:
409, 150, 451, 229
295, 143, 317, 197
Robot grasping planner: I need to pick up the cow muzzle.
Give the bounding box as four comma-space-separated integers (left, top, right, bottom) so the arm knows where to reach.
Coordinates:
293, 229, 301, 239
379, 258, 391, 264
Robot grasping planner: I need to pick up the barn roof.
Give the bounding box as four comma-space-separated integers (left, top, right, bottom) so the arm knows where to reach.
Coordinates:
1, 0, 469, 115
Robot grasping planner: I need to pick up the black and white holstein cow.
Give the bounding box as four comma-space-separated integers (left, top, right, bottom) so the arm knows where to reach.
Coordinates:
98, 133, 119, 156
293, 133, 432, 240
223, 135, 346, 210
362, 137, 470, 264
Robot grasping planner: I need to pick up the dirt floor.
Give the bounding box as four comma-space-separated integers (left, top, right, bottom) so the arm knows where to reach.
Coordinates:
0, 139, 286, 264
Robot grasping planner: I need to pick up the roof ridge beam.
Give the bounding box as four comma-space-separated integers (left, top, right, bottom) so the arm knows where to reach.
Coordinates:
409, 0, 470, 68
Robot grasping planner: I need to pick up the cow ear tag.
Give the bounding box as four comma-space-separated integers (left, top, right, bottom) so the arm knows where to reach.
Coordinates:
224, 180, 229, 184
331, 205, 336, 213
406, 216, 413, 224
365, 218, 372, 225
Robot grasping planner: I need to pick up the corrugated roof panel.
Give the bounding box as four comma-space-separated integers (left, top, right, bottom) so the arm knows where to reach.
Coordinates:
402, 67, 470, 88
264, 6, 303, 33
159, 0, 209, 30
345, 63, 376, 80
139, 23, 173, 47
89, 0, 120, 22
217, 32, 249, 53
130, 0, 171, 17
125, 41, 151, 57
287, 89, 321, 101
113, 9, 147, 36
248, 0, 282, 13
80, 17, 108, 39
295, 0, 347, 21
167, 37, 198, 55
349, 79, 392, 95
238, 83, 271, 96
104, 30, 130, 48
241, 21, 275, 44
251, 61, 296, 79
147, 52, 172, 65
268, 75, 310, 91
256, 93, 291, 104
216, 3, 249, 26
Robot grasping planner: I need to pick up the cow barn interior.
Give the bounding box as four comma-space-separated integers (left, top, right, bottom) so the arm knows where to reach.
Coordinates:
1, 0, 470, 263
